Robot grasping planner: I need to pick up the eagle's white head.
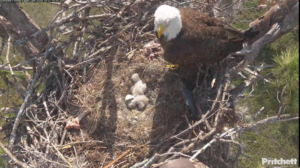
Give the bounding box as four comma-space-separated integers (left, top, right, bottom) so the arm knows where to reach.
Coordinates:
154, 5, 182, 41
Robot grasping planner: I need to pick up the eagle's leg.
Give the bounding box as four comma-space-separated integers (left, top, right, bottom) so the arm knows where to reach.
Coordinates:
181, 80, 198, 119
166, 64, 180, 70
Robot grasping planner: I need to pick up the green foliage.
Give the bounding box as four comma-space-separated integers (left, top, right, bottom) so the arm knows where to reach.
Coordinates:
0, 156, 6, 167
246, 44, 299, 117
258, 29, 299, 63
0, 72, 24, 109
238, 44, 299, 168
270, 44, 299, 114
240, 121, 299, 168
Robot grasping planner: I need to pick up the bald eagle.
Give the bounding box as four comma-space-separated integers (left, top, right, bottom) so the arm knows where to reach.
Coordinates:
153, 5, 249, 118
154, 5, 246, 67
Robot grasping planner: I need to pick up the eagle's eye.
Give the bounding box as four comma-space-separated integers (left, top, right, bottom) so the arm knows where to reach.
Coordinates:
163, 20, 170, 26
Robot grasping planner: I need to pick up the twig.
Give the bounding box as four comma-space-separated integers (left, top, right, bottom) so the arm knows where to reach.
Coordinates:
5, 37, 14, 76
242, 114, 299, 132
181, 128, 217, 153
0, 141, 30, 168
23, 146, 72, 167
189, 129, 222, 161
141, 154, 160, 168
53, 145, 73, 167
190, 114, 298, 161
56, 140, 103, 148
104, 149, 131, 168
219, 138, 243, 165
171, 84, 223, 139
277, 85, 287, 118
229, 64, 264, 97
249, 106, 265, 122
220, 0, 240, 11
8, 28, 54, 149
130, 159, 149, 168
212, 154, 230, 168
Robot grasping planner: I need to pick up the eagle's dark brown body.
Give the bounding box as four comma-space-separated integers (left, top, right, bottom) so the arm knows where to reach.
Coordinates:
157, 8, 245, 66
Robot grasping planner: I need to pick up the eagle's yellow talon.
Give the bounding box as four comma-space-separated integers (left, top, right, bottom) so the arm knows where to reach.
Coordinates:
166, 64, 179, 70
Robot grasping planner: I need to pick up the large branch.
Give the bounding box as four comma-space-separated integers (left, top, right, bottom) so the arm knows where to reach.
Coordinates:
0, 3, 48, 52
233, 0, 299, 73
0, 16, 39, 60
189, 114, 299, 161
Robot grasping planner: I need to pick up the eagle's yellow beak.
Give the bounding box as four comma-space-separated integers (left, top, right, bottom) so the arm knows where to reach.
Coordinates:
157, 25, 167, 39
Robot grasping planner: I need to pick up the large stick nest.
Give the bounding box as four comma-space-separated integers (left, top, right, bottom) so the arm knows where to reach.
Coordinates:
1, 0, 298, 168
0, 0, 246, 167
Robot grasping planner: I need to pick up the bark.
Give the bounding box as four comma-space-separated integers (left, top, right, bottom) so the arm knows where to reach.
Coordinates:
245, 0, 299, 45
0, 3, 49, 59
233, 0, 299, 73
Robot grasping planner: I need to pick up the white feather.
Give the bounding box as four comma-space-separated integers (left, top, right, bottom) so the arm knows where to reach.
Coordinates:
154, 5, 182, 41
125, 94, 134, 100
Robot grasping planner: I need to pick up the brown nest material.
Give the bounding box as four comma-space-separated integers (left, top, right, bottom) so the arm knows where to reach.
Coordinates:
67, 36, 240, 167
0, 0, 245, 167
